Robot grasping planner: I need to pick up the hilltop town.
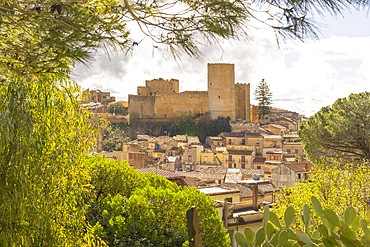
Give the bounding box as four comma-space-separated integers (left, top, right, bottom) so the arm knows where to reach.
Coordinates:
81, 63, 310, 246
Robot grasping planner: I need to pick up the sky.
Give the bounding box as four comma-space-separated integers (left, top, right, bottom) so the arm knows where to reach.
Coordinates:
73, 6, 370, 117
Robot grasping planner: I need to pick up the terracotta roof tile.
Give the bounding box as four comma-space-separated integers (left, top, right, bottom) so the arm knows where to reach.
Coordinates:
136, 168, 184, 179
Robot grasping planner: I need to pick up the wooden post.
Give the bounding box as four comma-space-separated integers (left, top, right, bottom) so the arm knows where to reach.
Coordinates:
186, 206, 202, 247
252, 184, 258, 210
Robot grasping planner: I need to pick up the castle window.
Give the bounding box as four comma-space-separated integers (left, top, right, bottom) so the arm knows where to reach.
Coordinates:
218, 96, 221, 99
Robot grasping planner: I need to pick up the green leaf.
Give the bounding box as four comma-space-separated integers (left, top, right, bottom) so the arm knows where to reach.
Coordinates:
343, 206, 357, 226
323, 209, 341, 227
278, 230, 289, 246
340, 233, 359, 247
340, 226, 357, 241
287, 228, 299, 241
262, 241, 273, 247
302, 204, 311, 232
244, 228, 255, 245
265, 223, 275, 240
296, 232, 314, 246
312, 230, 321, 240
264, 205, 270, 228
235, 232, 249, 247
269, 211, 281, 229
269, 229, 280, 245
255, 227, 265, 247
284, 206, 295, 227
311, 196, 323, 216
291, 241, 301, 247
322, 236, 341, 246
351, 216, 361, 229
318, 224, 329, 237
360, 218, 370, 238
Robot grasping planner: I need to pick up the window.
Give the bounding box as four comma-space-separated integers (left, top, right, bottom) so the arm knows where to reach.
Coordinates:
228, 155, 232, 162
228, 164, 232, 168
228, 139, 232, 145
241, 156, 245, 162
241, 139, 245, 145
297, 173, 302, 180
234, 164, 236, 168
257, 166, 261, 169
241, 164, 245, 169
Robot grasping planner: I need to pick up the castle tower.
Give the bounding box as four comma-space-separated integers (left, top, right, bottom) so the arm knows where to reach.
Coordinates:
207, 63, 236, 120
235, 83, 251, 121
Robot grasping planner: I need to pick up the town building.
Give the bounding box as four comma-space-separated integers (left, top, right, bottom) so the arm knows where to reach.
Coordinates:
82, 89, 116, 105
271, 162, 313, 187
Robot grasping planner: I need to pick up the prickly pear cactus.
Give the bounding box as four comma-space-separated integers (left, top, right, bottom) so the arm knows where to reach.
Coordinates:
235, 196, 370, 247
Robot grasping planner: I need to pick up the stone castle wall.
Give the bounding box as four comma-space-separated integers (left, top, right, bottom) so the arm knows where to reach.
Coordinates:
128, 95, 155, 118
235, 83, 251, 120
154, 91, 208, 118
138, 78, 179, 96
207, 63, 236, 120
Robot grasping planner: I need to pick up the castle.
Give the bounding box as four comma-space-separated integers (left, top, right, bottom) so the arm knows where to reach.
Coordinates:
128, 63, 251, 121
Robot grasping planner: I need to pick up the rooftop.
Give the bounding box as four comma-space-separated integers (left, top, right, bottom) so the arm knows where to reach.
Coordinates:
220, 132, 245, 138
198, 187, 240, 196
226, 149, 253, 155
136, 168, 184, 179
283, 162, 313, 173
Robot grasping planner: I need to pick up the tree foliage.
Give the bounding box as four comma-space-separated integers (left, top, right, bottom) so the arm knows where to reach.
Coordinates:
299, 92, 370, 164
102, 123, 129, 151
107, 102, 127, 115
85, 155, 230, 247
254, 79, 273, 119
1, 0, 369, 66
0, 74, 101, 245
1, 0, 370, 245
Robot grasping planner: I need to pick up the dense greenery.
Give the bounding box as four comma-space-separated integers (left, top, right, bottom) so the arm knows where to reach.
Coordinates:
102, 123, 130, 151
0, 75, 100, 245
236, 197, 370, 247
254, 79, 273, 119
0, 1, 243, 244
1, 0, 370, 246
107, 102, 127, 115
103, 115, 231, 147
299, 92, 370, 164
85, 155, 230, 247
275, 162, 370, 231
